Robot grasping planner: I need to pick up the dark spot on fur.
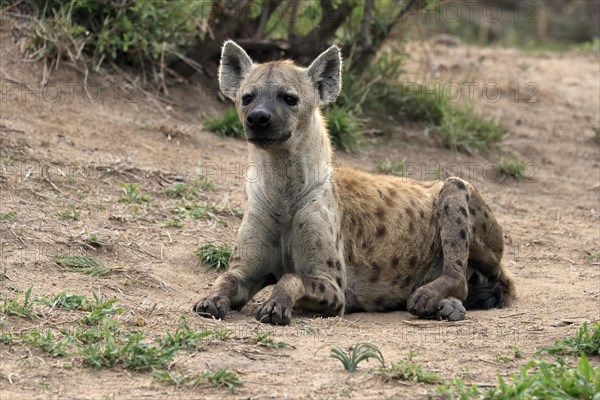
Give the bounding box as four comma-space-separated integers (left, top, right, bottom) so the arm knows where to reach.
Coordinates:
456, 217, 463, 225
472, 226, 477, 235
391, 256, 400, 267
318, 283, 325, 293
444, 203, 450, 213
376, 225, 386, 237
455, 260, 463, 268
328, 226, 334, 234
409, 255, 417, 268
335, 304, 343, 313
375, 296, 386, 309
376, 207, 386, 219
319, 299, 328, 306
453, 180, 467, 190
361, 240, 368, 249
460, 229, 466, 239
298, 223, 304, 230
357, 227, 364, 238
410, 198, 417, 207
409, 220, 414, 232
388, 188, 397, 197
484, 210, 489, 219
469, 207, 476, 216
332, 294, 339, 306
316, 239, 322, 251
419, 209, 426, 219
327, 259, 335, 268
459, 207, 468, 217
482, 222, 487, 232
335, 260, 342, 270
336, 277, 343, 287
465, 193, 471, 202
406, 207, 414, 218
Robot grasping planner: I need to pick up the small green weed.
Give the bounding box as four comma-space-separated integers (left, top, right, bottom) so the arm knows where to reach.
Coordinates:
202, 368, 240, 393
165, 182, 189, 198
87, 233, 106, 249
196, 243, 232, 270
375, 352, 439, 383
153, 367, 240, 393
165, 218, 184, 228
0, 211, 15, 221
1, 286, 36, 319
435, 376, 480, 399
327, 105, 362, 151
0, 333, 13, 344
252, 329, 294, 349
118, 182, 150, 203
36, 291, 92, 311
22, 329, 72, 357
82, 331, 176, 370
330, 342, 385, 372
52, 253, 110, 276
497, 158, 526, 182
205, 108, 244, 138
60, 204, 80, 221
172, 202, 208, 220
377, 158, 405, 176
541, 321, 600, 356
80, 294, 123, 325
158, 317, 232, 350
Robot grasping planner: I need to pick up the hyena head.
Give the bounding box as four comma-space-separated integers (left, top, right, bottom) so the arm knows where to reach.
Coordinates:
218, 40, 342, 149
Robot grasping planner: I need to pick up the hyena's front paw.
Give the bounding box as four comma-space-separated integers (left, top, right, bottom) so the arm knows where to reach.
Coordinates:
255, 296, 293, 325
407, 285, 442, 318
437, 297, 466, 321
193, 295, 230, 319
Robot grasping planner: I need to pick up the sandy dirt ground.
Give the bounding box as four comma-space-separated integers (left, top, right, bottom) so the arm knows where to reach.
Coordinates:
0, 21, 599, 400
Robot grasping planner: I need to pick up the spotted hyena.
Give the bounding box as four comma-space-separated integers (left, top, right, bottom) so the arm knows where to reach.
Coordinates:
193, 41, 515, 325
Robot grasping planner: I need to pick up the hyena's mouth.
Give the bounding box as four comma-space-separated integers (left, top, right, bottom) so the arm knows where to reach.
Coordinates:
247, 132, 292, 147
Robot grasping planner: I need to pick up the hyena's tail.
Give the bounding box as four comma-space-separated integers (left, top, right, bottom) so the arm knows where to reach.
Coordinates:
464, 267, 515, 310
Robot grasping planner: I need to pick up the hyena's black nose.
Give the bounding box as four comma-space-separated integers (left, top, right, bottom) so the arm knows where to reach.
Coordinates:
246, 109, 271, 130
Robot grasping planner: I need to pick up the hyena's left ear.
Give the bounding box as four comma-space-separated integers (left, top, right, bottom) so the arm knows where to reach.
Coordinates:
219, 40, 254, 101
307, 45, 342, 105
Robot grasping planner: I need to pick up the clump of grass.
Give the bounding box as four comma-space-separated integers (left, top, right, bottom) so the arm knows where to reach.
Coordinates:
87, 233, 106, 249
171, 202, 208, 220
165, 182, 189, 198
252, 329, 294, 349
1, 286, 36, 319
497, 158, 527, 182
0, 211, 16, 221
118, 182, 150, 203
82, 331, 176, 370
487, 355, 599, 399
0, 333, 12, 344
52, 253, 111, 276
435, 102, 504, 154
435, 377, 480, 399
154, 368, 240, 393
196, 243, 232, 270
377, 158, 405, 176
158, 317, 232, 350
80, 294, 123, 325
22, 329, 72, 357
375, 352, 439, 383
205, 108, 244, 138
330, 342, 385, 372
326, 105, 362, 151
541, 321, 600, 356
36, 291, 92, 311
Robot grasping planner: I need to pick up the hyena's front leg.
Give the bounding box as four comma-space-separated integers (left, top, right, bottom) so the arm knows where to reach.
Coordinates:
256, 207, 346, 325
408, 177, 473, 321
193, 214, 281, 319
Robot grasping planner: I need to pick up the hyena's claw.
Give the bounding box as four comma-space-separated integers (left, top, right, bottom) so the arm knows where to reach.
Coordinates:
193, 295, 230, 319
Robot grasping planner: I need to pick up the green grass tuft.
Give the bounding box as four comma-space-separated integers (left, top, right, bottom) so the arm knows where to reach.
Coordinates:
196, 243, 232, 270
1, 286, 36, 319
36, 291, 93, 311
0, 211, 16, 221
52, 254, 111, 276
497, 158, 527, 182
375, 352, 439, 383
118, 182, 150, 203
252, 329, 294, 349
541, 321, 600, 356
330, 342, 385, 372
326, 105, 362, 151
205, 108, 244, 138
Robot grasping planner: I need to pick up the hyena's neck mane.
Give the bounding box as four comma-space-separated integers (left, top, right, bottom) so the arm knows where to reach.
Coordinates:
247, 108, 334, 201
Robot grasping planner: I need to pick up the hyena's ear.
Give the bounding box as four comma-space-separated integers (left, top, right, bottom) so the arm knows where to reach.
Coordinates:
307, 45, 342, 104
219, 40, 254, 101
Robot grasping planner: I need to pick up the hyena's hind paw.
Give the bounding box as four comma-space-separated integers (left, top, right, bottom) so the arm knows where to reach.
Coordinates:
437, 297, 466, 321
193, 295, 230, 319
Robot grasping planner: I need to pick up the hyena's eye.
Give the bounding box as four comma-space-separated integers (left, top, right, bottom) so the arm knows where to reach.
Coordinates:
242, 94, 253, 106
283, 95, 298, 106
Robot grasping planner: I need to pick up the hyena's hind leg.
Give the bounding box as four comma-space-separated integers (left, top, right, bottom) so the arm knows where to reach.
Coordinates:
408, 177, 477, 321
